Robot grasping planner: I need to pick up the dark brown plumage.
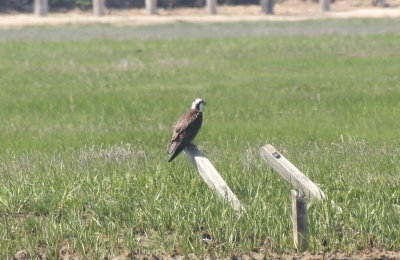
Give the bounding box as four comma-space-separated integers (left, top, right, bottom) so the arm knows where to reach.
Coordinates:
167, 98, 206, 162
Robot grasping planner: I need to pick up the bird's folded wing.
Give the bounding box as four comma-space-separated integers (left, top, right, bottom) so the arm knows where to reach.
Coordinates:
167, 110, 198, 154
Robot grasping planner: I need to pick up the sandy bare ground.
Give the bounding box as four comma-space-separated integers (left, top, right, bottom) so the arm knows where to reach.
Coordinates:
1, 0, 400, 28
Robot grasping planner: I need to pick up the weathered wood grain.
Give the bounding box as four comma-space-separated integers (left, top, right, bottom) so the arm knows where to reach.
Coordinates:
260, 144, 326, 201
291, 190, 308, 252
184, 143, 244, 212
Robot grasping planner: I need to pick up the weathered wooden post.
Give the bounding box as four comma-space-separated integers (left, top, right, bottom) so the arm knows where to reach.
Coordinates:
206, 0, 217, 15
261, 0, 274, 14
291, 190, 308, 252
260, 144, 326, 252
93, 0, 106, 16
34, 0, 48, 16
145, 0, 157, 14
184, 143, 244, 212
320, 0, 330, 12
260, 144, 326, 200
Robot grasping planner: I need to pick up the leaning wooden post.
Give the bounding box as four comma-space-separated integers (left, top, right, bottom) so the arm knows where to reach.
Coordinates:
291, 190, 308, 252
261, 0, 274, 14
320, 0, 330, 12
260, 144, 326, 200
34, 0, 48, 16
145, 0, 157, 14
184, 143, 244, 212
206, 0, 217, 15
260, 144, 326, 252
93, 0, 106, 16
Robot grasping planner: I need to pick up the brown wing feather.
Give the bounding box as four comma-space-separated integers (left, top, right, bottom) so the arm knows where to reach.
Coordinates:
167, 109, 202, 156
167, 114, 188, 154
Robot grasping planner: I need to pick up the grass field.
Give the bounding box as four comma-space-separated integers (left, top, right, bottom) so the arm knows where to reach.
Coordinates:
0, 19, 399, 259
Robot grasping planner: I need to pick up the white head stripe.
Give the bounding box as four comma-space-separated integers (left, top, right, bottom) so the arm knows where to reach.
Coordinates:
191, 98, 204, 110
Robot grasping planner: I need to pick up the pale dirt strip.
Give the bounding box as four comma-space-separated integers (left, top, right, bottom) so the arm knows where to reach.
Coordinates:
1, 5, 400, 29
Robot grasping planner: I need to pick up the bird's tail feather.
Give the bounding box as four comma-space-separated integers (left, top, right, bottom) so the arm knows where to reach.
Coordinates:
167, 141, 178, 154
168, 146, 185, 162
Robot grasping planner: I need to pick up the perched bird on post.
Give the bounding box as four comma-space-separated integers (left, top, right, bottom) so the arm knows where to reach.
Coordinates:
167, 98, 206, 162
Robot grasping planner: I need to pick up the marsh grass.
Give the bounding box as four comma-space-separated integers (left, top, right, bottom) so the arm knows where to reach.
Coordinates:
0, 20, 399, 258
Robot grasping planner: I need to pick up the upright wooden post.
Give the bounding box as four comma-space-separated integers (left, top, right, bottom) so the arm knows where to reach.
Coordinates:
184, 143, 244, 212
206, 0, 217, 15
34, 0, 48, 16
145, 0, 157, 14
320, 0, 330, 12
93, 0, 106, 16
291, 190, 308, 252
261, 0, 274, 14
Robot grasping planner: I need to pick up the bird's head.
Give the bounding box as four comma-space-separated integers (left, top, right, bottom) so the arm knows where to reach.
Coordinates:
191, 98, 206, 112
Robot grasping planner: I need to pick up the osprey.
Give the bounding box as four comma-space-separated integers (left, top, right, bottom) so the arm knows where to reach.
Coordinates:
167, 98, 206, 162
